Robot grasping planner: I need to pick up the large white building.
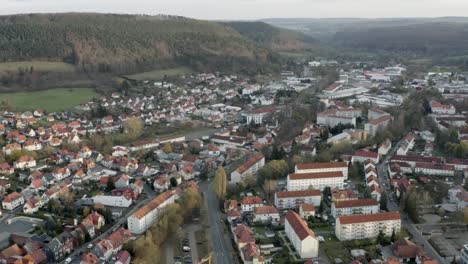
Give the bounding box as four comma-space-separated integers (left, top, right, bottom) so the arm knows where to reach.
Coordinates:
295, 162, 348, 180
274, 189, 322, 209
93, 195, 133, 208
287, 171, 344, 191
317, 109, 357, 128
335, 212, 401, 241
230, 154, 265, 184
127, 189, 181, 234
331, 199, 379, 218
285, 211, 319, 259
245, 107, 276, 125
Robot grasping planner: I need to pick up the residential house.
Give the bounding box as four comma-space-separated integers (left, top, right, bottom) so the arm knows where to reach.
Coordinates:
241, 196, 263, 213
253, 206, 280, 224
2, 192, 25, 210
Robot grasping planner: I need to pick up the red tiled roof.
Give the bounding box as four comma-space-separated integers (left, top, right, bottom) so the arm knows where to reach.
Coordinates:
285, 211, 316, 240
133, 189, 180, 219
236, 154, 264, 174
275, 189, 321, 198
241, 196, 263, 205
334, 198, 378, 209
300, 203, 315, 212
296, 162, 347, 170
369, 115, 392, 126
353, 149, 378, 159
289, 171, 343, 180
254, 206, 278, 215
338, 211, 400, 225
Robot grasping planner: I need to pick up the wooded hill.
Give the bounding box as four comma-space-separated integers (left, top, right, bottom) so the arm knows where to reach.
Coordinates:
0, 13, 306, 75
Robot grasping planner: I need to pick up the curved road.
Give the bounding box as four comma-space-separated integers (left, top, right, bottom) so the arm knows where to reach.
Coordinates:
201, 181, 235, 264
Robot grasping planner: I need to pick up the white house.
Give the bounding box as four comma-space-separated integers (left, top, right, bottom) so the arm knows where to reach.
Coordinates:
274, 189, 321, 209
230, 154, 265, 184
335, 212, 401, 241
253, 206, 280, 224
331, 199, 379, 218
13, 156, 36, 169
241, 196, 263, 212
2, 192, 25, 210
414, 162, 455, 177
285, 211, 319, 259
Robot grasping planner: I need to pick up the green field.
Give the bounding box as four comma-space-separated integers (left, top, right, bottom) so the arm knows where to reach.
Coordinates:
0, 88, 98, 112
0, 61, 76, 74
126, 67, 193, 81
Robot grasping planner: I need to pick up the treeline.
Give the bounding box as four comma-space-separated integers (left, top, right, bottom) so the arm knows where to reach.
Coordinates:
333, 22, 468, 57
0, 13, 282, 75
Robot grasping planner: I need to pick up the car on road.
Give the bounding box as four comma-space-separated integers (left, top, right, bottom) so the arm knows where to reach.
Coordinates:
183, 246, 191, 252
64, 257, 72, 264
87, 243, 93, 249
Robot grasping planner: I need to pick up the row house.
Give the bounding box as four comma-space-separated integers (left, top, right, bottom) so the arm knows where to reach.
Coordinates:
331, 199, 379, 218
285, 211, 319, 259
127, 189, 181, 234
335, 212, 401, 241
295, 162, 348, 180
230, 153, 265, 184
414, 162, 455, 177
287, 171, 345, 191
274, 189, 322, 209
378, 139, 392, 156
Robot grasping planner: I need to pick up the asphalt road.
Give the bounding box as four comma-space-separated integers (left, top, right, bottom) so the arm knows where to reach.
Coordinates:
376, 140, 447, 264
200, 181, 235, 264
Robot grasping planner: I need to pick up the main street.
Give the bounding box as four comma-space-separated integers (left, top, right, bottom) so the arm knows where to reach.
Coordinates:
376, 140, 447, 264
200, 181, 236, 264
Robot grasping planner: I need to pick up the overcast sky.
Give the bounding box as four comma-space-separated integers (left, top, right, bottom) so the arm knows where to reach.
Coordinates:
2, 0, 467, 20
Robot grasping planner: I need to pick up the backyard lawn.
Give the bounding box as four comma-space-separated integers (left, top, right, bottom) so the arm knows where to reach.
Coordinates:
0, 88, 98, 112
321, 236, 353, 263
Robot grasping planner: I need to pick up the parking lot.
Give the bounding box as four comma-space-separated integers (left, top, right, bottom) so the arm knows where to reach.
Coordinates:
0, 214, 43, 248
